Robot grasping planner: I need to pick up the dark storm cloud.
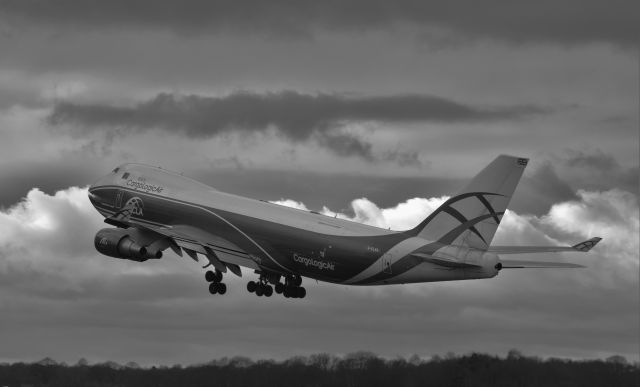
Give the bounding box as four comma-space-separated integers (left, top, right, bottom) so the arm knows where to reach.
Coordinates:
47, 91, 548, 160
563, 149, 621, 171
0, 162, 99, 207
511, 163, 579, 216
1, 0, 637, 46
557, 149, 640, 195
49, 91, 548, 132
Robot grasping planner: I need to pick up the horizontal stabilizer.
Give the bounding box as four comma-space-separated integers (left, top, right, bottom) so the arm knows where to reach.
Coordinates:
411, 252, 482, 269
500, 259, 585, 268
488, 237, 602, 255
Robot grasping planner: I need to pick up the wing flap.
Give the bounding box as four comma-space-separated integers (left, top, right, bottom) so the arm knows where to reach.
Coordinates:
488, 237, 602, 254
500, 259, 585, 268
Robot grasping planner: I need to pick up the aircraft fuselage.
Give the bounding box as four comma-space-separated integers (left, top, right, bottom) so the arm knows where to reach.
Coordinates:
88, 164, 500, 286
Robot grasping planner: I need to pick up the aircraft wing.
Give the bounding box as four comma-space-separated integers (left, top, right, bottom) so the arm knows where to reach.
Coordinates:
103, 211, 257, 275
487, 237, 602, 254
154, 224, 256, 275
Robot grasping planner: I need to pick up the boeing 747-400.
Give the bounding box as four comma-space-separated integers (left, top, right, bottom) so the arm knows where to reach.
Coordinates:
88, 155, 601, 299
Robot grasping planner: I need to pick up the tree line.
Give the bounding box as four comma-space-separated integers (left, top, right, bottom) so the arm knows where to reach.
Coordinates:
0, 350, 637, 387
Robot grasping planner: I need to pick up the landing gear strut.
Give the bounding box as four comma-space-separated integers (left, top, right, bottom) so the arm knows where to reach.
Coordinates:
247, 272, 306, 299
205, 269, 226, 295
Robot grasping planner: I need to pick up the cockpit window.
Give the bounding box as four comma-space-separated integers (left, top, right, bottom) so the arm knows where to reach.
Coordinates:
121, 172, 130, 179
112, 167, 120, 173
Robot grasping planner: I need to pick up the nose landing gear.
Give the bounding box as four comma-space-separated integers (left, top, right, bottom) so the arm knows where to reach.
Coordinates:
205, 269, 227, 295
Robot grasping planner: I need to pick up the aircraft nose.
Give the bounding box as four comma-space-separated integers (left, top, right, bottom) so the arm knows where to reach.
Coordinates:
87, 187, 99, 204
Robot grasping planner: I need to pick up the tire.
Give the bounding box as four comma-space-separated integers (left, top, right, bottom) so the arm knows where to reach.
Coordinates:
256, 286, 264, 296
214, 270, 223, 283
247, 281, 257, 293
275, 283, 284, 294
299, 287, 306, 298
217, 283, 227, 295
205, 270, 216, 282
208, 282, 218, 294
265, 286, 273, 297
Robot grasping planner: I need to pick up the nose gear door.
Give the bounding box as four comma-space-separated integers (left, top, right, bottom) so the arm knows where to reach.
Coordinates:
115, 190, 124, 208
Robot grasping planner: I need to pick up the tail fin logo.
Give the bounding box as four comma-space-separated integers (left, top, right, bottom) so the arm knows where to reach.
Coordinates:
435, 192, 504, 245
412, 192, 504, 247
411, 155, 527, 249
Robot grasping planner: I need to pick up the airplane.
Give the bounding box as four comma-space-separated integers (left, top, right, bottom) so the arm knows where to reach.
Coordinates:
88, 155, 601, 299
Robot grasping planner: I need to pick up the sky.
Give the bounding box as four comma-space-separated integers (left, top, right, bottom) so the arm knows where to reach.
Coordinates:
0, 0, 638, 365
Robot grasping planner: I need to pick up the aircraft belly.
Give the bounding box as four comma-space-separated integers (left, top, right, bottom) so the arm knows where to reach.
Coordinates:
230, 215, 378, 282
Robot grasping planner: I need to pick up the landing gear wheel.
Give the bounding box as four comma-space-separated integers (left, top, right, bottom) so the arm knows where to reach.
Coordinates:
264, 285, 273, 297
217, 283, 227, 295
275, 283, 284, 294
208, 282, 218, 294
293, 276, 302, 287
247, 281, 257, 293
256, 286, 264, 297
298, 287, 306, 298
206, 270, 223, 283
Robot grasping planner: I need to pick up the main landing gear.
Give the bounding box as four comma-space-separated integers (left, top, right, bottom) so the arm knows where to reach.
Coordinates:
247, 272, 306, 299
205, 269, 227, 295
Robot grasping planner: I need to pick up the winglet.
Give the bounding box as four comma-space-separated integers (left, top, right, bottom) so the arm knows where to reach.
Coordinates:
572, 237, 602, 252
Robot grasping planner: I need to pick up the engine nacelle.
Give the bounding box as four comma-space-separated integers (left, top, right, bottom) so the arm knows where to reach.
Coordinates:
94, 228, 162, 262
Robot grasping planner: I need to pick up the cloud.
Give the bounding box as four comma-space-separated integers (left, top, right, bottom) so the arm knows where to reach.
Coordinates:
47, 91, 547, 162
1, 0, 637, 47
563, 149, 620, 171
272, 196, 448, 231
0, 185, 637, 364
49, 91, 547, 131
510, 163, 580, 216
538, 189, 639, 273
0, 186, 203, 301
555, 149, 639, 195
274, 189, 638, 263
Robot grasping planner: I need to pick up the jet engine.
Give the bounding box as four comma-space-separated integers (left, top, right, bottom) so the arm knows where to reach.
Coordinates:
94, 228, 163, 262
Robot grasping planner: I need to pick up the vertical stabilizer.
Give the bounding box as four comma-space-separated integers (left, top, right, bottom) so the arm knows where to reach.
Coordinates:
409, 155, 528, 250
